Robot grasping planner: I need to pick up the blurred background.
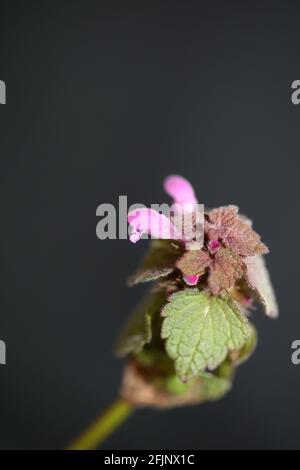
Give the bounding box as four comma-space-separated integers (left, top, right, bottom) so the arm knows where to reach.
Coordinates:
0, 0, 299, 449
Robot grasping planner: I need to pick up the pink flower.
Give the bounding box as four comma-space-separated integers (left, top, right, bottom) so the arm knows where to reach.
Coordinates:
183, 274, 201, 286
128, 175, 202, 246
128, 208, 181, 243
163, 175, 197, 209
127, 176, 278, 317
208, 239, 221, 254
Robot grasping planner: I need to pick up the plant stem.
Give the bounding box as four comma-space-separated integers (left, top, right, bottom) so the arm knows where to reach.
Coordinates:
67, 398, 134, 450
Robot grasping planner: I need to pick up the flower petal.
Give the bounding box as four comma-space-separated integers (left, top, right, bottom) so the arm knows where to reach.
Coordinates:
128, 208, 181, 243
208, 239, 221, 254
183, 274, 200, 286
163, 175, 197, 207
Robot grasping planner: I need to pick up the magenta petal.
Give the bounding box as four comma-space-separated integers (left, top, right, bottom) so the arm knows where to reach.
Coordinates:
183, 274, 200, 286
163, 175, 197, 206
208, 239, 221, 253
128, 208, 180, 242
129, 232, 141, 243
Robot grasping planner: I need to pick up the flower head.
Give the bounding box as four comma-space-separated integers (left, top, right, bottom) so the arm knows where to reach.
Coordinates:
128, 175, 203, 248
127, 175, 278, 317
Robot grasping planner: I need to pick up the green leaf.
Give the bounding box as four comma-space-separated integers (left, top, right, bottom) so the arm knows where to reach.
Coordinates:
115, 290, 166, 357
198, 372, 232, 400
161, 289, 251, 381
164, 362, 233, 402
229, 322, 257, 365
127, 240, 184, 286
165, 375, 190, 395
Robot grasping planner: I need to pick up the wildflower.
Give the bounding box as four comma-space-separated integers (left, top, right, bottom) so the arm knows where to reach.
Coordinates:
127, 175, 278, 317
128, 175, 202, 248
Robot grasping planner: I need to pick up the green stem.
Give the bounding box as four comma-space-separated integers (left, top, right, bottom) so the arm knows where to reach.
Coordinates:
67, 398, 134, 450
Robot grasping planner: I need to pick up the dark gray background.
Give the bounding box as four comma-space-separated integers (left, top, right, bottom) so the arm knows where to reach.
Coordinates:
0, 0, 299, 449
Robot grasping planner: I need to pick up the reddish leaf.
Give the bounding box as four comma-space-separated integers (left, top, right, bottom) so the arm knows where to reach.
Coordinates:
206, 206, 268, 257
208, 248, 245, 295
176, 249, 212, 276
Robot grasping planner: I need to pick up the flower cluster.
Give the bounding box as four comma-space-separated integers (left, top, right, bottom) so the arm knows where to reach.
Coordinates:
127, 175, 278, 317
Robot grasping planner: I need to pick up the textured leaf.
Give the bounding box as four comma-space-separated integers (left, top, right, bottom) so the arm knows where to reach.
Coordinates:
177, 247, 245, 294
128, 240, 183, 286
206, 206, 268, 257
128, 267, 174, 286
229, 322, 257, 364
208, 247, 245, 295
115, 290, 166, 357
206, 205, 239, 240
224, 219, 268, 257
244, 255, 279, 318
161, 289, 251, 381
176, 249, 211, 276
